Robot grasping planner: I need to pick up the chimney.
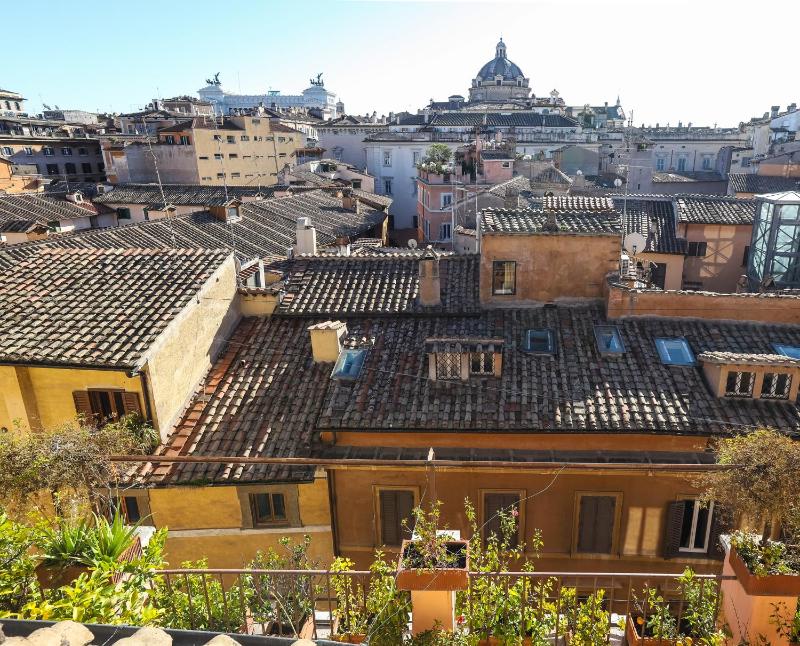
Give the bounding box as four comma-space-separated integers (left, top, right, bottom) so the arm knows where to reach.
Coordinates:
65, 190, 84, 204
342, 189, 361, 213
418, 246, 441, 307
294, 216, 317, 255
542, 212, 559, 232
307, 320, 347, 363
771, 105, 780, 118
789, 103, 797, 113
504, 188, 519, 209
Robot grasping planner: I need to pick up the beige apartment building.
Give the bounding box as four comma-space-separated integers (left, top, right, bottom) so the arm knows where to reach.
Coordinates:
108, 114, 300, 186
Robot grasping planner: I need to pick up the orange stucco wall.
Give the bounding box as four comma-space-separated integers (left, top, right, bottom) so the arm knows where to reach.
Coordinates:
679, 222, 752, 293
481, 233, 620, 304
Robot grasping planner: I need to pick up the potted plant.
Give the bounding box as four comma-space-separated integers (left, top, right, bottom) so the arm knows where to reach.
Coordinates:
676, 568, 726, 646
396, 502, 469, 592
625, 588, 677, 646
569, 590, 609, 646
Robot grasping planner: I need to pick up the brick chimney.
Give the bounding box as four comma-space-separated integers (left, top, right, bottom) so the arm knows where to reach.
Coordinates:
418, 246, 441, 306
342, 189, 361, 214
307, 321, 347, 363
294, 216, 317, 256
504, 188, 519, 209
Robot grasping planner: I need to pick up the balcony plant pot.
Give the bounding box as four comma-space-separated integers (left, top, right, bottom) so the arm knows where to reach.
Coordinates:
728, 545, 800, 596
330, 616, 367, 644
34, 563, 90, 589
625, 615, 675, 646
395, 539, 469, 591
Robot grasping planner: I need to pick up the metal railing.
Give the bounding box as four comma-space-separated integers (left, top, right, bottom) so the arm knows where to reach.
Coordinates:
153, 568, 731, 642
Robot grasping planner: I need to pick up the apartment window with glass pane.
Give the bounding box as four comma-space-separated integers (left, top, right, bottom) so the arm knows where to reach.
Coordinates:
383, 150, 392, 167
249, 493, 286, 526
725, 371, 755, 397
594, 325, 625, 354
525, 329, 555, 353
440, 223, 452, 241
761, 372, 792, 399
492, 261, 516, 295
383, 178, 393, 195
687, 242, 708, 257
680, 500, 714, 552
441, 193, 452, 209
470, 352, 494, 375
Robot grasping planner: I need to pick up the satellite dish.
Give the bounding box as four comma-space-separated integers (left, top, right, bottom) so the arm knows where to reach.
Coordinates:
622, 232, 647, 255
407, 238, 418, 249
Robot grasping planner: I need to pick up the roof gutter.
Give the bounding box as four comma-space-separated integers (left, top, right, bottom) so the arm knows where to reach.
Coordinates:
0, 359, 136, 373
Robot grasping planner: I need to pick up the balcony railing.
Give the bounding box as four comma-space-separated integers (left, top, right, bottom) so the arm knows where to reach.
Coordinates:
154, 568, 730, 642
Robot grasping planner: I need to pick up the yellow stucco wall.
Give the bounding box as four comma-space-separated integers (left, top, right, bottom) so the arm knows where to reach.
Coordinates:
144, 475, 334, 569
144, 255, 239, 439
0, 364, 142, 432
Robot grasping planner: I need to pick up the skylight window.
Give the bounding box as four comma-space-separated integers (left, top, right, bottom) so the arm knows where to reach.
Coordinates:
772, 343, 800, 359
524, 329, 555, 354
655, 338, 695, 366
331, 349, 366, 380
594, 326, 625, 354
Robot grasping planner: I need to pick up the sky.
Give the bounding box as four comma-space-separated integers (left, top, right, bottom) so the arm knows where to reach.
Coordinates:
3, 0, 798, 127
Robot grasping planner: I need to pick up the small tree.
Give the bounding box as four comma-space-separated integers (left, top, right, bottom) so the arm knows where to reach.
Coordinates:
697, 429, 800, 545
416, 143, 453, 174
0, 415, 158, 514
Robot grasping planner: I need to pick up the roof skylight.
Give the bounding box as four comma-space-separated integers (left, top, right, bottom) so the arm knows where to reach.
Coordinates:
331, 349, 366, 380
524, 329, 555, 354
772, 343, 800, 360
655, 337, 695, 366
594, 325, 625, 355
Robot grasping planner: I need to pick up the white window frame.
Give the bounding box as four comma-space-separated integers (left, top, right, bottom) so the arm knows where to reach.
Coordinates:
679, 500, 714, 553
383, 150, 392, 167
761, 372, 792, 400
440, 192, 453, 210
440, 222, 452, 241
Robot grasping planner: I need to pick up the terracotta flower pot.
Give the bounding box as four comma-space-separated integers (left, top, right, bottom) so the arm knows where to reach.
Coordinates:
35, 563, 90, 589
729, 545, 800, 596
395, 539, 470, 592
625, 615, 675, 646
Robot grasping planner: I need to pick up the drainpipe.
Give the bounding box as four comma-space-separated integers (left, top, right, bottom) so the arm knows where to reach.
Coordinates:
138, 371, 154, 425
327, 469, 341, 556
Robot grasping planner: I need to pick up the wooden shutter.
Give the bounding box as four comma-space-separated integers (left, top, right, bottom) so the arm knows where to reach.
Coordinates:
707, 504, 731, 560
577, 496, 615, 553
379, 490, 414, 547
121, 392, 142, 417
72, 390, 93, 419
484, 493, 520, 546
663, 500, 686, 559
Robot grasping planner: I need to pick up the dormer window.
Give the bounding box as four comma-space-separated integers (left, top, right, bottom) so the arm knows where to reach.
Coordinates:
725, 371, 755, 398
470, 351, 494, 375
761, 373, 792, 400
594, 325, 624, 355
332, 349, 366, 380
655, 338, 695, 366
524, 329, 555, 354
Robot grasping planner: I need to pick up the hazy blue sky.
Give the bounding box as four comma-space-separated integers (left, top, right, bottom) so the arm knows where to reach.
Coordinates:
3, 0, 797, 126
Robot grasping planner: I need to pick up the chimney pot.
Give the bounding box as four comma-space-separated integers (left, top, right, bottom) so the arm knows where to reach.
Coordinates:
295, 216, 317, 256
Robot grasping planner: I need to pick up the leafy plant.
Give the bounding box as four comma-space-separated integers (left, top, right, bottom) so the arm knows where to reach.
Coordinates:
416, 143, 453, 175
631, 588, 677, 640
730, 531, 799, 576
35, 517, 94, 567
404, 624, 478, 645
678, 568, 726, 646
770, 599, 800, 644
243, 535, 317, 635
365, 551, 410, 646
90, 512, 139, 564
570, 591, 609, 646
331, 556, 369, 637
401, 501, 464, 570
0, 511, 38, 614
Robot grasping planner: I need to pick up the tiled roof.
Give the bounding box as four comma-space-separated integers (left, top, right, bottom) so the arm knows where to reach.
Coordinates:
137, 303, 800, 484
676, 196, 756, 225
619, 198, 686, 255
481, 208, 621, 235
532, 166, 572, 185
0, 247, 229, 368
487, 175, 531, 197
158, 117, 243, 132
4, 190, 387, 264
351, 188, 392, 209
277, 254, 480, 316
653, 171, 725, 183
0, 193, 97, 232
698, 352, 800, 366
544, 196, 615, 212
93, 183, 282, 206
728, 174, 800, 194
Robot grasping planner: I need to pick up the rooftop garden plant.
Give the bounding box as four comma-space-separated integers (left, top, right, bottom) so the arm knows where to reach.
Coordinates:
416, 143, 454, 176
400, 501, 466, 571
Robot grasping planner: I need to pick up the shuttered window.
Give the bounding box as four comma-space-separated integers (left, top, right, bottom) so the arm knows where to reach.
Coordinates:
72, 389, 142, 426
663, 500, 727, 559
483, 492, 520, 547
576, 495, 617, 554
379, 489, 414, 547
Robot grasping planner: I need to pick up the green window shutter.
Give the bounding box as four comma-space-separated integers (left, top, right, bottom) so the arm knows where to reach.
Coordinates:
663, 500, 686, 559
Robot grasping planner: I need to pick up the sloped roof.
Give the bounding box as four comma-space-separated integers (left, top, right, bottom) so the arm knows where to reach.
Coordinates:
93, 183, 282, 206
3, 190, 387, 264
277, 254, 479, 316
0, 193, 97, 233
135, 302, 800, 485
619, 198, 686, 255
728, 174, 800, 194
676, 196, 756, 225
481, 208, 621, 235
0, 247, 230, 368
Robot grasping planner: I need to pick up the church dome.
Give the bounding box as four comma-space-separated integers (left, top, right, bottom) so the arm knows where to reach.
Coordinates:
476, 38, 525, 81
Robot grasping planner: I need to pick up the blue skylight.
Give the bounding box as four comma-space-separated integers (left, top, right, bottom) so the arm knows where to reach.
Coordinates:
594, 325, 625, 354
772, 343, 800, 359
655, 337, 695, 366
332, 349, 367, 380
524, 328, 555, 354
